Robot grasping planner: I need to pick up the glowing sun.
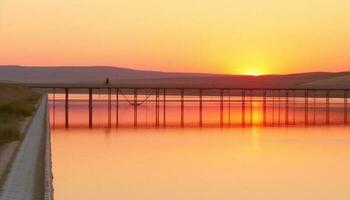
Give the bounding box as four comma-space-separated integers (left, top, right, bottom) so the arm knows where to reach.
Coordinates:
240, 67, 265, 76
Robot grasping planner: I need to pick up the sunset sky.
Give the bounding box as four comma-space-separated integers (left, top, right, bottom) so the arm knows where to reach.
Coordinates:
0, 0, 349, 75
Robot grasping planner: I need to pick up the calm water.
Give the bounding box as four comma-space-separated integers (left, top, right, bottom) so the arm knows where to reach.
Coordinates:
50, 94, 350, 200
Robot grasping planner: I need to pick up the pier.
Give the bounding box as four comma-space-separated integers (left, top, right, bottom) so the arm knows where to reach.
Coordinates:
30, 85, 349, 128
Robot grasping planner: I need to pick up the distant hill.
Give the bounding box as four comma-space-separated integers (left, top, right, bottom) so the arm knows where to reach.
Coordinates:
1, 65, 350, 89
0, 65, 227, 84
300, 75, 350, 89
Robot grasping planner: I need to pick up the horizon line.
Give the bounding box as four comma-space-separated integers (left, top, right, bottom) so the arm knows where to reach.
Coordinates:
1, 64, 350, 77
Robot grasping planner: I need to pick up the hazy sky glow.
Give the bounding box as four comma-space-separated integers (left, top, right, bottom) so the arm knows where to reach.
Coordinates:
0, 0, 349, 75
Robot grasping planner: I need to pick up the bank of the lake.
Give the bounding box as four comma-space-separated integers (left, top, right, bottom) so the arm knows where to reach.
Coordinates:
0, 85, 53, 200
0, 84, 40, 182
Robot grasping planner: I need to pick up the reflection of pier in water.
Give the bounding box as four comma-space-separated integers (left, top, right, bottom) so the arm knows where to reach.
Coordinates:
39, 87, 350, 128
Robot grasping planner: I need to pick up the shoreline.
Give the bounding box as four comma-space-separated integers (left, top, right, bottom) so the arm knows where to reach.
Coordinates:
0, 107, 37, 186
44, 98, 54, 200
0, 96, 53, 200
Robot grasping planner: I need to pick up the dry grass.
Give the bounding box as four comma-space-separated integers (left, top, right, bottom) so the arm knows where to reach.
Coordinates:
300, 75, 350, 89
0, 84, 41, 144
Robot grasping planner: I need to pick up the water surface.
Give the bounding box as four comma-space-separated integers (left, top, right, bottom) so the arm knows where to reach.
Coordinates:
50, 95, 350, 200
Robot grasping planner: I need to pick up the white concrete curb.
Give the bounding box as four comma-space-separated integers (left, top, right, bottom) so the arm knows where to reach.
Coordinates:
44, 96, 54, 200
0, 95, 53, 200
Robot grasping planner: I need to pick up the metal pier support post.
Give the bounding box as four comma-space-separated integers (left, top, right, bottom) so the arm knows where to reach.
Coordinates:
220, 89, 224, 127
326, 90, 330, 125
52, 88, 56, 127
158, 90, 160, 126
250, 90, 253, 126
293, 90, 296, 125
134, 89, 138, 127
305, 90, 309, 126
263, 90, 267, 126
272, 90, 275, 125
155, 89, 159, 127
108, 88, 112, 128
116, 89, 119, 127
278, 90, 281, 125
242, 90, 246, 126
155, 89, 157, 127
228, 91, 231, 127
65, 88, 69, 128
163, 89, 166, 127
345, 90, 348, 124
313, 90, 316, 125
89, 88, 93, 128
181, 89, 184, 127
285, 90, 289, 125
199, 89, 203, 127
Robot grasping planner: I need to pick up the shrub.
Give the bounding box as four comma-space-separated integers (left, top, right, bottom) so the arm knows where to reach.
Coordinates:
0, 125, 21, 144
0, 92, 41, 144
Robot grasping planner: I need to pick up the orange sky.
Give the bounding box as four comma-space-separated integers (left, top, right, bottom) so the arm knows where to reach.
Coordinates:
0, 0, 349, 75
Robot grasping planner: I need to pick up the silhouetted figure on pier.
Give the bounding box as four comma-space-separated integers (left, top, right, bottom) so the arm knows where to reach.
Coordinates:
105, 78, 110, 85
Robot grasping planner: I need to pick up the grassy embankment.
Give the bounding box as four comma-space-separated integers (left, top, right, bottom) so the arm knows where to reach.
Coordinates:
0, 84, 41, 145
